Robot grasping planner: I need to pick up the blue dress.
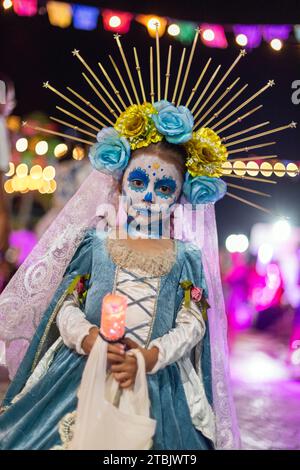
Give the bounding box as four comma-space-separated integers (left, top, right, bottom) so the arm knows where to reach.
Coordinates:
0, 230, 214, 450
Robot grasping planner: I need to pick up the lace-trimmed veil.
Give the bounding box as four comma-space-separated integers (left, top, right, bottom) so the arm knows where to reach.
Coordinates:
0, 169, 240, 449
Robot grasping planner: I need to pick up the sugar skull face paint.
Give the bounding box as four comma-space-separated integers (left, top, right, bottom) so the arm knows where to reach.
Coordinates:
121, 152, 184, 228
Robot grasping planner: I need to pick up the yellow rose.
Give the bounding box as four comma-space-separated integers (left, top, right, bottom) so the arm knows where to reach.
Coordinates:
114, 103, 163, 150
184, 127, 228, 177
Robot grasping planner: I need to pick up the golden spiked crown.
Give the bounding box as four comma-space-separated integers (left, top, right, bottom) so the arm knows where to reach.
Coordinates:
23, 26, 298, 213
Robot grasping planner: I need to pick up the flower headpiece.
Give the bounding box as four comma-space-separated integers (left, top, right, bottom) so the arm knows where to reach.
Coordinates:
36, 30, 296, 211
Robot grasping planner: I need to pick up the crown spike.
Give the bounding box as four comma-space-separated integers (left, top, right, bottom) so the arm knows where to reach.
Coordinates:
191, 64, 221, 114
56, 106, 101, 132
177, 28, 200, 106
226, 182, 271, 197
223, 173, 277, 184
43, 82, 106, 127
50, 116, 97, 139
109, 55, 133, 106
229, 154, 277, 162
171, 48, 186, 104
150, 46, 155, 104
227, 141, 276, 155
72, 49, 122, 114
199, 77, 240, 125
164, 45, 172, 101
185, 58, 212, 108
155, 23, 161, 101
98, 61, 127, 110
192, 49, 247, 120
217, 105, 263, 134
114, 34, 140, 104
68, 83, 116, 123
225, 123, 295, 148
222, 121, 270, 142
196, 83, 248, 128
212, 80, 274, 131
80, 74, 117, 120
226, 191, 272, 214
22, 122, 94, 146
133, 47, 146, 103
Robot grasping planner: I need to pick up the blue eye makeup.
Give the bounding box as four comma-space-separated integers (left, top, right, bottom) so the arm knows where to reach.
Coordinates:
127, 167, 149, 192
154, 177, 177, 199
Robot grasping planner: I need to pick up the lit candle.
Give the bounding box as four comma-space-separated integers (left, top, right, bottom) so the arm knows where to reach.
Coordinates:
100, 293, 127, 342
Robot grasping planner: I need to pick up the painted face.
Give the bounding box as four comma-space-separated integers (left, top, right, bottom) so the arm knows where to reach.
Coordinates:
121, 152, 184, 227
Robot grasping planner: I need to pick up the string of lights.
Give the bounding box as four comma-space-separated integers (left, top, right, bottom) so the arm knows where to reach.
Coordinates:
1, 0, 300, 50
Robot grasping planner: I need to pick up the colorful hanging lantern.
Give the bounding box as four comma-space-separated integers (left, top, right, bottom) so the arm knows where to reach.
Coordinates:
136, 14, 167, 38
72, 5, 99, 31
176, 21, 198, 45
262, 25, 291, 41
233, 25, 262, 49
47, 1, 72, 28
102, 9, 133, 34
13, 0, 37, 16
200, 23, 228, 48
294, 25, 300, 43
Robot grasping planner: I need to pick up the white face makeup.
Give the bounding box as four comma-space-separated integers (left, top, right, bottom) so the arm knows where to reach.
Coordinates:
121, 152, 184, 228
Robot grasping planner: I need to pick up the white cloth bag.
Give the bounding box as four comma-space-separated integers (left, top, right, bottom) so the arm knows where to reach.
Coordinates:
69, 336, 156, 450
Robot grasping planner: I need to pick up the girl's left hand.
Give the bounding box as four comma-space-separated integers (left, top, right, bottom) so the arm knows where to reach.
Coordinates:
110, 338, 159, 388
110, 353, 138, 389
122, 338, 159, 373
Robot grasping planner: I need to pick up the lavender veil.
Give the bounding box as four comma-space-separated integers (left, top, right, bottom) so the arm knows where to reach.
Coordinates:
0, 169, 240, 449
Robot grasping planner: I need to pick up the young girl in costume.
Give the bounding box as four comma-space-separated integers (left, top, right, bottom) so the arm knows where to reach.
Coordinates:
0, 29, 293, 450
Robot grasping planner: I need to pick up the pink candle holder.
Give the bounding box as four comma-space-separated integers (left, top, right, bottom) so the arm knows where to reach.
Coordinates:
100, 293, 127, 343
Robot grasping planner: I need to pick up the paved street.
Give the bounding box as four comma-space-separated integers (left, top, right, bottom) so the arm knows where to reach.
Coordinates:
231, 332, 300, 450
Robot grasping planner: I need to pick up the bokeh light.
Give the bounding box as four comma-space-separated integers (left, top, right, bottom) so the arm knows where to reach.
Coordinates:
272, 219, 291, 241
54, 143, 68, 158
16, 138, 28, 152
30, 165, 43, 180
108, 15, 121, 28
202, 28, 215, 42
43, 166, 56, 181
35, 140, 48, 156
168, 24, 180, 36
236, 33, 248, 46
3, 0, 13, 10
73, 146, 85, 161
16, 163, 28, 178
270, 38, 283, 51
226, 234, 249, 253
5, 162, 15, 177
257, 243, 273, 264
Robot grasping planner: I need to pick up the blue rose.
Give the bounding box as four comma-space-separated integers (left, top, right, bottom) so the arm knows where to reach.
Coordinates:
183, 174, 227, 204
152, 100, 194, 144
89, 127, 131, 178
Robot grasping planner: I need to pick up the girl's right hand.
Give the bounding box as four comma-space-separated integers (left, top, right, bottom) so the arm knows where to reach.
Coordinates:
81, 326, 99, 354
81, 328, 126, 362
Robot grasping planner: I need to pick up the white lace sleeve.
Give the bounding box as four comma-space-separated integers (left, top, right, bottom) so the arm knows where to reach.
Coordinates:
147, 300, 205, 374
56, 292, 97, 355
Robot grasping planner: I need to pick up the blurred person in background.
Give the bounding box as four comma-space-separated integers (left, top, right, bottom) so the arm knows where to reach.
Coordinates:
0, 73, 16, 292
0, 73, 16, 364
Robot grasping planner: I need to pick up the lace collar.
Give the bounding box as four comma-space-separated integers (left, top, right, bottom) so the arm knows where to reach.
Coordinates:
106, 237, 177, 277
